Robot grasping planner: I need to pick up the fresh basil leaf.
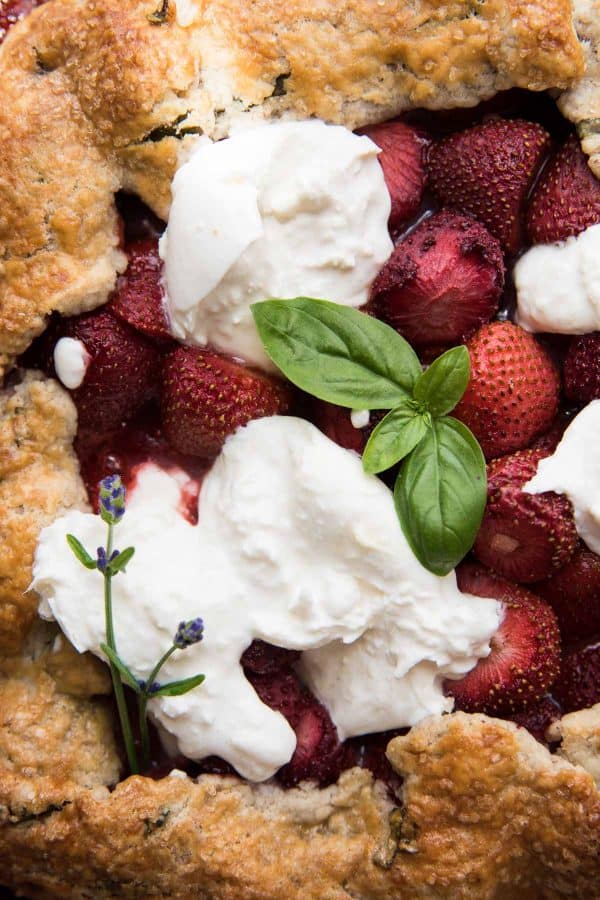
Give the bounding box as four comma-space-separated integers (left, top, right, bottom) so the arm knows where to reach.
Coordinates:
252, 298, 422, 408
66, 534, 97, 570
394, 416, 487, 576
107, 546, 135, 576
100, 643, 141, 693
154, 674, 206, 697
362, 403, 430, 474
413, 346, 470, 418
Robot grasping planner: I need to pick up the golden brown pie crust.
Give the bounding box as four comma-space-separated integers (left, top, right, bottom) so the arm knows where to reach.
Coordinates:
1, 1, 600, 896
0, 0, 586, 376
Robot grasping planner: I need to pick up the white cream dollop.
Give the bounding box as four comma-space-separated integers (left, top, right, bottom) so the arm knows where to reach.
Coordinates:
524, 400, 600, 554
159, 120, 394, 371
514, 224, 600, 333
33, 417, 500, 782
53, 337, 91, 389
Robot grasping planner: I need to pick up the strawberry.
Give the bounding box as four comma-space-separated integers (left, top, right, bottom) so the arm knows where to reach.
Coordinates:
51, 308, 159, 437
530, 411, 573, 454
109, 239, 172, 343
160, 346, 293, 457
453, 321, 560, 460
535, 544, 600, 643
368, 211, 504, 348
526, 135, 600, 244
474, 448, 578, 583
341, 729, 405, 797
0, 0, 45, 42
427, 118, 551, 253
247, 669, 341, 787
554, 643, 600, 713
445, 564, 561, 715
507, 695, 562, 743
241, 641, 300, 674
563, 333, 600, 405
357, 121, 430, 232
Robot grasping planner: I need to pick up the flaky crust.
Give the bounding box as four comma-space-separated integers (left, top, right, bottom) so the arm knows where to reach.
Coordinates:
558, 0, 600, 177
0, 372, 89, 653
2, 712, 600, 898
0, 0, 586, 374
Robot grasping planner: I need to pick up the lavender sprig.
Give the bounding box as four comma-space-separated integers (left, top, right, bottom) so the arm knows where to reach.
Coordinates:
137, 618, 205, 770
66, 475, 205, 776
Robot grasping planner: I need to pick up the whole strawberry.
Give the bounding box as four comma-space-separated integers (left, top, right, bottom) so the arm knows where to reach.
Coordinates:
160, 346, 293, 457
563, 333, 600, 405
453, 321, 560, 459
445, 564, 561, 715
368, 211, 504, 348
474, 448, 578, 583
554, 643, 600, 713
109, 239, 172, 343
358, 120, 430, 232
51, 308, 159, 436
428, 118, 551, 253
535, 544, 600, 642
527, 135, 600, 244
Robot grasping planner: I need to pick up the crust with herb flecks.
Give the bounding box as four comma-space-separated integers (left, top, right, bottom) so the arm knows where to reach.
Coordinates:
0, 0, 587, 376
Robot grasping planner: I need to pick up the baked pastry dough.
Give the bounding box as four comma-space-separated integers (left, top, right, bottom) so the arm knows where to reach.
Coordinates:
0, 0, 586, 376
2, 1, 600, 897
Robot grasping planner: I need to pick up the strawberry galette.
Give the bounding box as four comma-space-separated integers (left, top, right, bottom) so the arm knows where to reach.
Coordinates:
2, 0, 600, 897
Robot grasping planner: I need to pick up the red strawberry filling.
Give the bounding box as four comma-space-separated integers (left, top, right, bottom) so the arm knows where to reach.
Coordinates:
526, 134, 600, 244
367, 210, 505, 349
446, 564, 561, 716
15, 85, 600, 784
357, 120, 430, 234
474, 448, 578, 583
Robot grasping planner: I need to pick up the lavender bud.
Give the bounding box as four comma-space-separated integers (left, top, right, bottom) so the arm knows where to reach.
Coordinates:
173, 617, 204, 649
99, 475, 126, 525
96, 547, 119, 573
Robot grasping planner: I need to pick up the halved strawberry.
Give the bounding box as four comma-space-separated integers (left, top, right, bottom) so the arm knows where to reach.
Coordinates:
427, 118, 551, 253
358, 121, 430, 232
507, 695, 562, 743
535, 544, 600, 643
241, 641, 300, 674
50, 308, 159, 437
526, 135, 600, 244
563, 333, 600, 405
453, 321, 560, 460
247, 669, 341, 787
554, 643, 600, 713
445, 564, 561, 715
474, 448, 578, 583
160, 346, 293, 457
0, 0, 46, 42
109, 239, 172, 343
368, 211, 504, 348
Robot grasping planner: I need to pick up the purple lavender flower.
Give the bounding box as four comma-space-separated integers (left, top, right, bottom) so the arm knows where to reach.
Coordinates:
173, 618, 204, 649
96, 546, 120, 573
99, 475, 126, 525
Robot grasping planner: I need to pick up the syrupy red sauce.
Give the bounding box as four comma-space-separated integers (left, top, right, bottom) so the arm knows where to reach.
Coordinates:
77, 403, 209, 525
18, 80, 593, 787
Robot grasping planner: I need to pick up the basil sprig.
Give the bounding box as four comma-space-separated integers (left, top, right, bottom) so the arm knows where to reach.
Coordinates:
252, 298, 486, 576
